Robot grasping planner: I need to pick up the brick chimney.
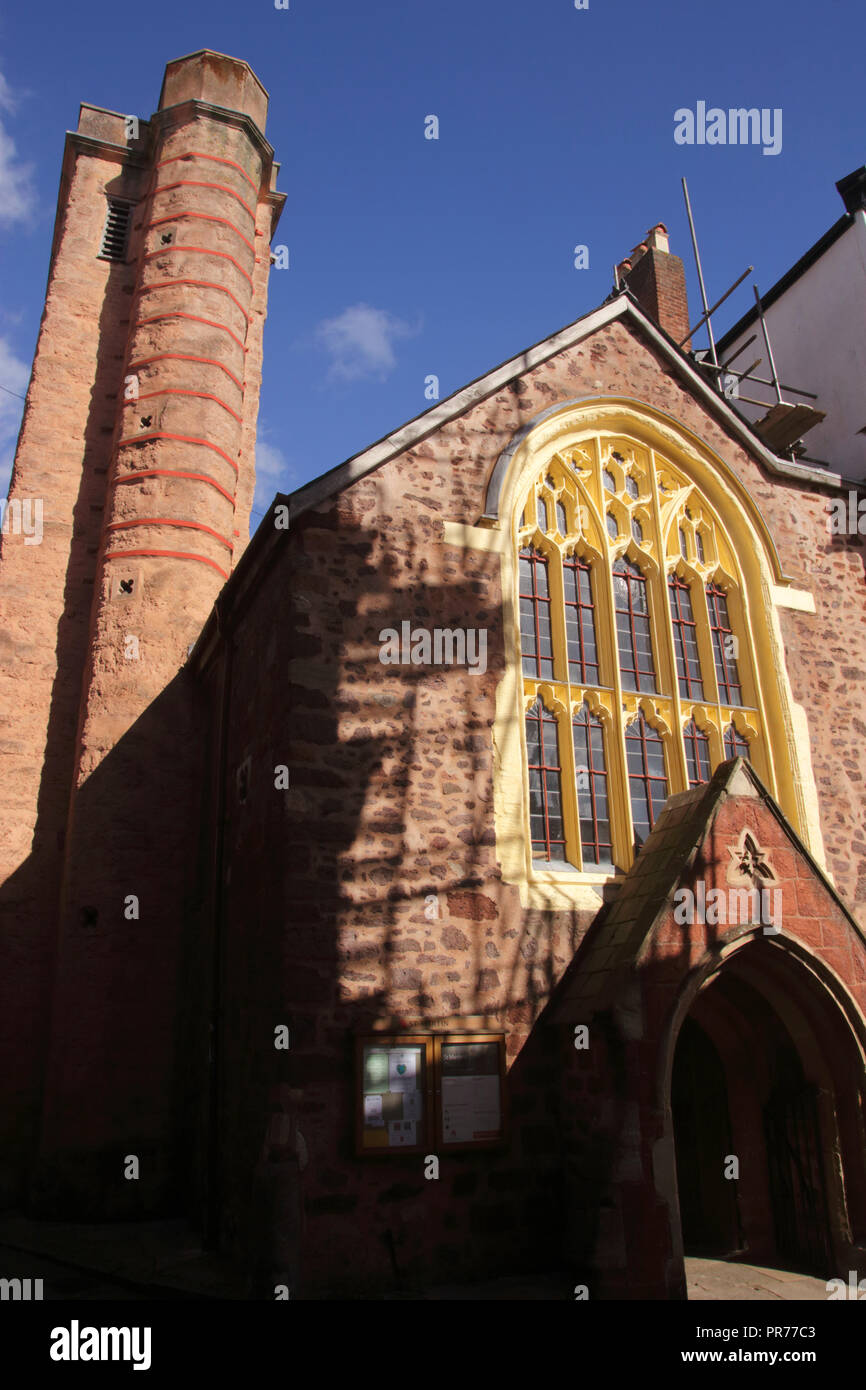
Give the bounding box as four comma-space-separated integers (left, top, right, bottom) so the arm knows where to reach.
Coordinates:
616, 224, 691, 350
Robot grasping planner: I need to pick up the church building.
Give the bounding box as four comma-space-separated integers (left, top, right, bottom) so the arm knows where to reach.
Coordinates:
1, 50, 864, 1299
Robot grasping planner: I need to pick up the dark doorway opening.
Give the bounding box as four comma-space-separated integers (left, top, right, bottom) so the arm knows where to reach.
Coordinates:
671, 950, 841, 1278
672, 1017, 740, 1257
764, 1080, 831, 1275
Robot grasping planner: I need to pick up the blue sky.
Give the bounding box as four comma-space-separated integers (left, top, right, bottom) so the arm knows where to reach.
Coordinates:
0, 0, 863, 529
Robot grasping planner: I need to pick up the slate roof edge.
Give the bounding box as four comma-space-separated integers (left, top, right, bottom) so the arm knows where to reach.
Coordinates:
187, 293, 844, 670
286, 295, 839, 532
547, 758, 866, 1022
546, 773, 733, 1022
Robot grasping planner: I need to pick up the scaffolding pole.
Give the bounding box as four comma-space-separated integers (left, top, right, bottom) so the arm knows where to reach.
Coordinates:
752, 284, 784, 405
681, 177, 718, 367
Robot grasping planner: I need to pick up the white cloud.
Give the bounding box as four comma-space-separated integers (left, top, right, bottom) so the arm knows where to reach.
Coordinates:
314, 303, 418, 383
0, 70, 33, 228
0, 121, 35, 226
253, 436, 294, 514
0, 73, 19, 115
0, 334, 30, 500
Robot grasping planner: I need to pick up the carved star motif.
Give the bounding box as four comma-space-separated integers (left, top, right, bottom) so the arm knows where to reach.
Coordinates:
726, 830, 776, 886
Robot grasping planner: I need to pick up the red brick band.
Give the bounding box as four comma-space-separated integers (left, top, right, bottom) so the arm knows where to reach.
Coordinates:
155, 151, 258, 194
134, 311, 246, 353
153, 179, 257, 222
136, 279, 251, 322
143, 245, 254, 288
117, 430, 239, 474
126, 388, 243, 424
104, 547, 230, 581
127, 353, 244, 392
148, 212, 256, 257
106, 517, 234, 551
113, 467, 236, 506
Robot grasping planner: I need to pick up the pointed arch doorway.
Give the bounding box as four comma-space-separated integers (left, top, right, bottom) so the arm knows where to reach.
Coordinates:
667, 934, 866, 1280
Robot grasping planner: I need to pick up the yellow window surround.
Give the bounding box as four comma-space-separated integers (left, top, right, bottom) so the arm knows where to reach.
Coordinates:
445, 399, 825, 911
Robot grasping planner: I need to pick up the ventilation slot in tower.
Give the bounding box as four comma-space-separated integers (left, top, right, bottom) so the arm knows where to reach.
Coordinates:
99, 198, 133, 261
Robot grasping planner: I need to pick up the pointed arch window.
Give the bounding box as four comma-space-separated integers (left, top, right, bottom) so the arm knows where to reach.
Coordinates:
706, 582, 743, 705
625, 712, 669, 849
519, 548, 554, 679
683, 718, 711, 786
668, 574, 704, 700
563, 555, 599, 685
613, 558, 657, 693
572, 703, 612, 866
526, 698, 566, 860
512, 428, 771, 884
724, 723, 751, 761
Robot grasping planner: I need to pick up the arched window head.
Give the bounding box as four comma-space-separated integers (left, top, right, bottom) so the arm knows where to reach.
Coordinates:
613, 558, 657, 694
519, 548, 554, 679
525, 697, 566, 861
573, 702, 612, 867
684, 718, 711, 786
724, 722, 751, 761
562, 554, 599, 685
625, 712, 669, 850
706, 582, 743, 706
668, 573, 704, 700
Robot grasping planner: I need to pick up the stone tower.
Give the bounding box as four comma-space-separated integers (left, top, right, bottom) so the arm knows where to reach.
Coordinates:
0, 51, 284, 1212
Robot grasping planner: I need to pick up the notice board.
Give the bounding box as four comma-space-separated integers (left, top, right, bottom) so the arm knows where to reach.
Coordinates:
437, 1036, 505, 1148
356, 1032, 506, 1154
356, 1036, 432, 1154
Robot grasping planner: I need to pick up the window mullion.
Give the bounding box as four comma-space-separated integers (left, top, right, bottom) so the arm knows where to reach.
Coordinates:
596, 553, 631, 868
560, 701, 581, 868
548, 544, 567, 686
663, 572, 689, 791
552, 543, 581, 867
694, 580, 722, 714
631, 572, 644, 686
